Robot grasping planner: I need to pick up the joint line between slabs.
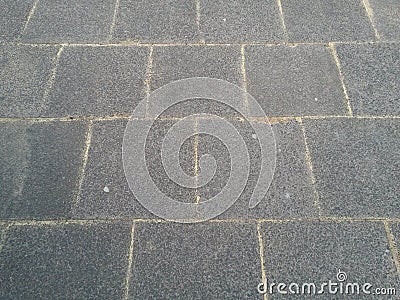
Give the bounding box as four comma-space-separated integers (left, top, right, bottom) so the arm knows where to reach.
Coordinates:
195, 0, 204, 43
40, 45, 64, 113
124, 223, 136, 300
383, 221, 400, 274
144, 46, 154, 117
20, 0, 40, 39
257, 222, 269, 300
194, 118, 200, 204
108, 0, 121, 42
329, 43, 353, 117
276, 0, 289, 43
71, 120, 93, 213
297, 117, 323, 217
240, 45, 250, 115
361, 0, 381, 40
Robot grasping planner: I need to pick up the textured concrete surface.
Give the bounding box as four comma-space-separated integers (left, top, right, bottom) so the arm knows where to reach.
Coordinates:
0, 0, 399, 298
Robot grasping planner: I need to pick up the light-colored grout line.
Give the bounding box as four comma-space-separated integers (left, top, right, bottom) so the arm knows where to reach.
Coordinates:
276, 0, 289, 43
240, 45, 250, 114
144, 46, 154, 117
40, 45, 64, 112
71, 121, 93, 213
124, 223, 136, 300
6, 40, 400, 48
194, 118, 201, 204
108, 0, 120, 42
2, 217, 400, 226
257, 222, 268, 300
0, 114, 399, 124
195, 0, 205, 44
384, 221, 400, 274
20, 0, 40, 39
361, 0, 381, 40
329, 43, 353, 117
297, 117, 323, 217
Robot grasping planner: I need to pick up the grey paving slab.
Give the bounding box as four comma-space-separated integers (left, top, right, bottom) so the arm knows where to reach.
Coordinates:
0, 0, 34, 41
129, 222, 262, 299
21, 0, 116, 43
281, 0, 375, 42
0, 222, 131, 300
303, 119, 400, 218
261, 222, 399, 299
0, 44, 59, 117
245, 45, 348, 117
112, 0, 198, 43
0, 121, 87, 219
148, 45, 244, 117
75, 119, 196, 218
44, 46, 147, 117
368, 0, 400, 41
200, 0, 284, 43
336, 43, 400, 116
196, 119, 317, 219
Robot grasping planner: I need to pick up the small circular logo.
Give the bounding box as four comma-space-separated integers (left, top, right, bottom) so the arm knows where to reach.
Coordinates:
336, 269, 347, 282
122, 78, 276, 223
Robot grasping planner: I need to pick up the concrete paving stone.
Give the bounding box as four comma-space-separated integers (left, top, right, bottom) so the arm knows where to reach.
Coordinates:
0, 121, 87, 219
129, 222, 262, 299
261, 222, 399, 299
0, 222, 131, 299
200, 0, 284, 43
0, 0, 35, 41
303, 119, 400, 217
196, 119, 317, 219
245, 45, 348, 117
44, 46, 147, 117
21, 0, 116, 43
281, 0, 375, 42
112, 0, 198, 43
148, 45, 244, 117
368, 0, 400, 41
74, 119, 196, 218
0, 44, 59, 117
336, 43, 400, 116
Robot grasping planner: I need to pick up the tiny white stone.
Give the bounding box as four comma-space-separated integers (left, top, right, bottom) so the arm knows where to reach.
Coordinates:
285, 193, 290, 199
315, 97, 318, 101
251, 133, 257, 139
103, 186, 110, 193
223, 18, 226, 22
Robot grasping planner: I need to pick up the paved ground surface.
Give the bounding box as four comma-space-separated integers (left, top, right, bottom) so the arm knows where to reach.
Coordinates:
0, 0, 400, 299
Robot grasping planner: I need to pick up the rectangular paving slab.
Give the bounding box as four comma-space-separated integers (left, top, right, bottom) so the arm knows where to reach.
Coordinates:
0, 121, 87, 219
148, 45, 244, 117
129, 222, 262, 299
260, 221, 399, 299
336, 43, 400, 116
0, 222, 132, 299
368, 0, 400, 41
0, 0, 35, 41
74, 119, 196, 219
281, 0, 375, 42
44, 46, 148, 117
112, 0, 199, 43
245, 44, 348, 117
197, 119, 318, 219
200, 0, 284, 43
21, 0, 116, 43
303, 118, 400, 218
0, 44, 59, 117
